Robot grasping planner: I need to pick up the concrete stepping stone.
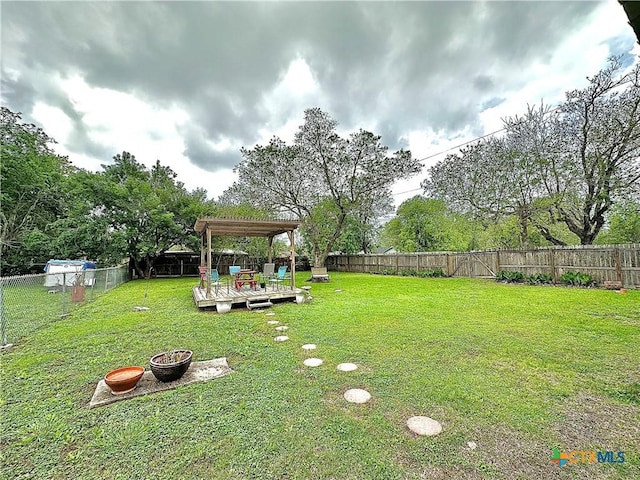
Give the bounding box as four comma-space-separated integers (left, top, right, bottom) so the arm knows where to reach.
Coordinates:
275, 325, 289, 331
301, 344, 316, 351
303, 358, 323, 367
344, 388, 371, 404
274, 335, 289, 342
337, 363, 357, 372
267, 320, 279, 325
406, 416, 442, 436
266, 312, 276, 316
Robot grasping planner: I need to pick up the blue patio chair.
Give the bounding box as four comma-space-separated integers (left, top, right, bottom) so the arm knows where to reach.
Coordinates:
269, 265, 290, 289
210, 268, 228, 293
228, 265, 242, 289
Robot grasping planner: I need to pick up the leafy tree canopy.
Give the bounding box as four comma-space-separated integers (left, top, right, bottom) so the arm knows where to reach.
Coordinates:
0, 107, 71, 274
381, 196, 476, 252
226, 108, 421, 266
424, 57, 640, 246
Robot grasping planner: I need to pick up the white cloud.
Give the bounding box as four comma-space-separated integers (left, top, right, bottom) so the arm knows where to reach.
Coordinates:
3, 0, 637, 207
31, 103, 73, 145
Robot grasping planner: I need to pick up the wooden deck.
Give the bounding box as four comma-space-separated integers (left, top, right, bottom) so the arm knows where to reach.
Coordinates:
192, 283, 303, 311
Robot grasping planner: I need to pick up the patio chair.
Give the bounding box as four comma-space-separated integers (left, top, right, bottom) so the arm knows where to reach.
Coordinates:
210, 269, 228, 293
269, 265, 290, 290
261, 263, 275, 288
228, 265, 242, 290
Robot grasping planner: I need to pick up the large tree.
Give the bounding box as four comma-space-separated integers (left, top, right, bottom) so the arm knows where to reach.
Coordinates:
95, 152, 214, 278
549, 58, 640, 243
0, 107, 71, 274
227, 108, 422, 266
595, 197, 640, 244
424, 57, 640, 245
381, 196, 476, 252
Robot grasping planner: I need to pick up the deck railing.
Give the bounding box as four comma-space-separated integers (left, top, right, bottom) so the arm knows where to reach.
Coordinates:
0, 265, 129, 348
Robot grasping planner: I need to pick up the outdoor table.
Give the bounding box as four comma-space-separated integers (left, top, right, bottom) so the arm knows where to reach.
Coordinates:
234, 269, 258, 291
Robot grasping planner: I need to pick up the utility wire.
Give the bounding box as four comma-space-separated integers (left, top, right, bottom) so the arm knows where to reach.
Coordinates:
394, 105, 564, 197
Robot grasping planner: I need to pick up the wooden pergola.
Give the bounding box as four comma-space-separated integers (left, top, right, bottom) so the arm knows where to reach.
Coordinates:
193, 217, 301, 297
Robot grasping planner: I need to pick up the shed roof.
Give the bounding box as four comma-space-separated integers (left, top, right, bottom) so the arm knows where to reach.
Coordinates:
194, 217, 301, 237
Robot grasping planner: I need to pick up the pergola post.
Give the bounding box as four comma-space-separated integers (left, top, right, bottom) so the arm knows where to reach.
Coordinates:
287, 230, 296, 290
267, 235, 274, 263
200, 234, 205, 269
206, 226, 212, 297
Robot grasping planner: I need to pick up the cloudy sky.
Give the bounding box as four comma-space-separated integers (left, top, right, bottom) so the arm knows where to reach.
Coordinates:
1, 1, 637, 207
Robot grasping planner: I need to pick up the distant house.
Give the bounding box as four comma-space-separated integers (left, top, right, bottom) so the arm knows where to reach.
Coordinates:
153, 249, 249, 277
374, 246, 397, 255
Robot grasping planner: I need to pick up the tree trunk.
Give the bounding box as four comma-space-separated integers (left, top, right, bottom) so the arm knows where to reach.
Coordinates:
517, 205, 529, 247
143, 254, 157, 279
131, 256, 146, 279
534, 224, 567, 246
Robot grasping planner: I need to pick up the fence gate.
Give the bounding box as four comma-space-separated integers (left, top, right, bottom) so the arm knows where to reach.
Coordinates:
449, 252, 497, 278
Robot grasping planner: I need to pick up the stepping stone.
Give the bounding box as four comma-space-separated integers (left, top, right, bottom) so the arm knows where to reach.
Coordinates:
301, 344, 317, 351
267, 320, 279, 325
343, 388, 371, 404
275, 326, 289, 331
406, 416, 442, 436
266, 312, 276, 316
337, 362, 357, 372
274, 335, 289, 342
303, 358, 323, 367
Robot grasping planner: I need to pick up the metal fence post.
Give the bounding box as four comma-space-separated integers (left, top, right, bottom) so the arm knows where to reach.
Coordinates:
61, 272, 68, 317
0, 278, 7, 346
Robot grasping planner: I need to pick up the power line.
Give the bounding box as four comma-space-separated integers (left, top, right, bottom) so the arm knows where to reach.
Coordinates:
414, 105, 563, 166
393, 105, 564, 197
415, 127, 507, 165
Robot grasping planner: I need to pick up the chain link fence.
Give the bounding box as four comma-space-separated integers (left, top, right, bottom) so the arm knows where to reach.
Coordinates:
0, 265, 129, 347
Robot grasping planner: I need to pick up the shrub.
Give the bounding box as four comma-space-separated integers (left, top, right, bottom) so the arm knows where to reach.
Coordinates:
418, 269, 446, 278
560, 271, 596, 287
400, 269, 418, 277
528, 273, 554, 285
496, 270, 526, 283
374, 268, 396, 276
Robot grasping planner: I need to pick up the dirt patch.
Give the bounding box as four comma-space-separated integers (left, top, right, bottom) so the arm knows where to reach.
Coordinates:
417, 465, 485, 480
459, 424, 562, 479
555, 391, 640, 450
398, 414, 636, 479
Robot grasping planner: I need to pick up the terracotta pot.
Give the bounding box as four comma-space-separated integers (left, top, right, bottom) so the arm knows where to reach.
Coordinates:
150, 350, 192, 382
105, 366, 145, 395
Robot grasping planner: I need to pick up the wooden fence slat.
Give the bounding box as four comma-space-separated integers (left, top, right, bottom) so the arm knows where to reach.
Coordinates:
324, 244, 640, 288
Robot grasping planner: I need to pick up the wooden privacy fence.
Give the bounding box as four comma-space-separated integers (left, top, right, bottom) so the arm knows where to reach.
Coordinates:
325, 244, 640, 288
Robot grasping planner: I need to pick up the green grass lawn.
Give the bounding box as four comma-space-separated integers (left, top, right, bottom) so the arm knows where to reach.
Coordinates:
1, 274, 638, 479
